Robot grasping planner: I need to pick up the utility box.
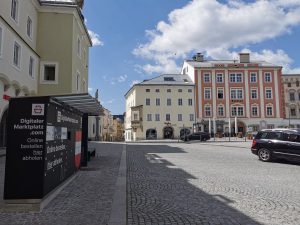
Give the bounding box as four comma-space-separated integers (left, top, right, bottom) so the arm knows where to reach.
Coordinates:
4, 96, 82, 202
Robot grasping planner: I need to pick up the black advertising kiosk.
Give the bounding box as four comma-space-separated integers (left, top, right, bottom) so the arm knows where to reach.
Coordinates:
3, 94, 101, 209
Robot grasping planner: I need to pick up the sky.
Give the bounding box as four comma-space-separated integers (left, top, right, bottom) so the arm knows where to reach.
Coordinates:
83, 0, 300, 115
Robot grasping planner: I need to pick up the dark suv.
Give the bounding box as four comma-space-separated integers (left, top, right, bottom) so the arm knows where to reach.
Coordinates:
251, 128, 300, 162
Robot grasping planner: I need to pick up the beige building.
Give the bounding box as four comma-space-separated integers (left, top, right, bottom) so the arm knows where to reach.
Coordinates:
111, 115, 124, 141
282, 74, 300, 128
0, 0, 92, 147
124, 74, 195, 141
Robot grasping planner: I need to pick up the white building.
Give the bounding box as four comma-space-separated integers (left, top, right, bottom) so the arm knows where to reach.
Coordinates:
282, 74, 300, 128
124, 74, 195, 141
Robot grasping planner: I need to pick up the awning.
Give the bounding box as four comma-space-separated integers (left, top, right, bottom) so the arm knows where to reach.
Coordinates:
52, 93, 103, 116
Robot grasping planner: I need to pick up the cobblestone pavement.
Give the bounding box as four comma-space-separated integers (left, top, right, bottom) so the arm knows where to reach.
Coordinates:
0, 143, 123, 225
127, 142, 300, 225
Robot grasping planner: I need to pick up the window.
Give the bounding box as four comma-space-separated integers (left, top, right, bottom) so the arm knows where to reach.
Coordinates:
178, 89, 182, 92
77, 36, 81, 57
156, 98, 160, 106
166, 114, 170, 121
178, 114, 182, 121
290, 108, 296, 116
287, 83, 291, 87
189, 114, 194, 121
204, 73, 210, 83
264, 73, 271, 82
167, 98, 171, 106
147, 114, 152, 121
167, 89, 171, 92
230, 89, 243, 99
13, 41, 21, 67
11, 0, 18, 22
146, 89, 150, 92
204, 106, 211, 117
216, 74, 223, 83
27, 17, 32, 38
0, 27, 3, 57
296, 81, 299, 87
40, 62, 58, 83
133, 113, 138, 121
250, 73, 257, 83
251, 106, 258, 117
164, 77, 175, 81
218, 106, 224, 116
29, 56, 34, 78
204, 88, 211, 99
155, 114, 160, 121
217, 88, 224, 99
76, 72, 80, 91
290, 92, 295, 101
155, 89, 160, 92
178, 99, 182, 106
265, 89, 272, 99
230, 73, 243, 83
146, 98, 150, 105
231, 106, 244, 116
251, 89, 257, 99
266, 105, 273, 116
188, 99, 193, 106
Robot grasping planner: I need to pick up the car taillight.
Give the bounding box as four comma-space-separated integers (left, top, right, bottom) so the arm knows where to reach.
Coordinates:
251, 139, 257, 148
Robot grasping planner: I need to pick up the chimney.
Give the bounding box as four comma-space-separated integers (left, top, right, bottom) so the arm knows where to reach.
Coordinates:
194, 53, 204, 62
239, 53, 250, 63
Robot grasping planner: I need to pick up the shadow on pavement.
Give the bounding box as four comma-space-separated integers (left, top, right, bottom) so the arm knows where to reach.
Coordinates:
127, 144, 261, 225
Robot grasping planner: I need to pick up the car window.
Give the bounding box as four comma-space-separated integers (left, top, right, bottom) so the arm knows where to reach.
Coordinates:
259, 132, 268, 139
267, 132, 283, 140
287, 133, 300, 143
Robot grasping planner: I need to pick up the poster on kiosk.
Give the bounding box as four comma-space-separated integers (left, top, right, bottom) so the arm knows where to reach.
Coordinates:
4, 96, 82, 200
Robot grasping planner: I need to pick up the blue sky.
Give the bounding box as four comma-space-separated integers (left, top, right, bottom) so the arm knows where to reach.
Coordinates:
83, 0, 300, 115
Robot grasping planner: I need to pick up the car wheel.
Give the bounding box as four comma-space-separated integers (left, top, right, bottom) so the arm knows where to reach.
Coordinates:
258, 148, 272, 162
202, 137, 206, 142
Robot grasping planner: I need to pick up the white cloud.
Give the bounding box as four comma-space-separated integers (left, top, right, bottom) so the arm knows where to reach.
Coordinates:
88, 30, 104, 46
133, 0, 300, 74
117, 74, 128, 83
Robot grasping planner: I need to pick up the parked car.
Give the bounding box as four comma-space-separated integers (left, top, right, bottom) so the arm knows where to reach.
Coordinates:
181, 132, 210, 142
251, 128, 300, 162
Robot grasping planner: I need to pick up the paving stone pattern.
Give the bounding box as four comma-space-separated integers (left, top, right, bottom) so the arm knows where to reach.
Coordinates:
127, 143, 300, 225
0, 143, 123, 225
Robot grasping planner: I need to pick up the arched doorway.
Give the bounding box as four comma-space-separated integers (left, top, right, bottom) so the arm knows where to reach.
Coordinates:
146, 129, 157, 140
231, 120, 246, 136
0, 109, 8, 147
163, 126, 174, 139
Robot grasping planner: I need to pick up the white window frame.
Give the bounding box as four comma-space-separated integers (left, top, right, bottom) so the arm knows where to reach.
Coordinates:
265, 88, 273, 99
216, 73, 223, 83
155, 114, 160, 121
264, 72, 272, 82
251, 89, 258, 99
204, 105, 211, 117
11, 0, 19, 23
167, 98, 171, 106
156, 98, 160, 106
231, 105, 244, 117
188, 99, 193, 106
218, 105, 224, 117
217, 88, 224, 99
230, 88, 243, 99
251, 105, 259, 117
145, 98, 150, 106
29, 56, 34, 78
204, 73, 211, 83
178, 98, 182, 106
204, 88, 211, 99
13, 41, 21, 68
250, 73, 257, 83
266, 105, 273, 117
27, 16, 33, 39
40, 61, 59, 84
147, 114, 152, 121
189, 114, 194, 121
166, 114, 170, 121
178, 114, 182, 121
230, 73, 243, 83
